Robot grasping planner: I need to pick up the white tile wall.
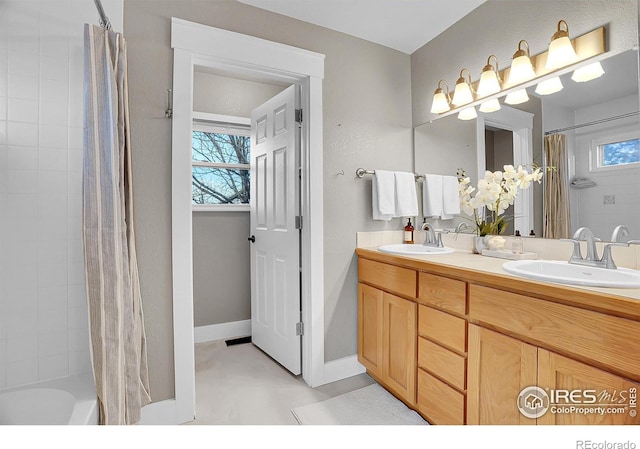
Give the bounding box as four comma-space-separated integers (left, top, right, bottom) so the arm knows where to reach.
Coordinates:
0, 0, 124, 389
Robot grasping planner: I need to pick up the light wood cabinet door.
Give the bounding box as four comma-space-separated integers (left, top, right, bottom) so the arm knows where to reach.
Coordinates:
467, 324, 537, 425
357, 283, 384, 379
383, 292, 417, 406
537, 349, 640, 425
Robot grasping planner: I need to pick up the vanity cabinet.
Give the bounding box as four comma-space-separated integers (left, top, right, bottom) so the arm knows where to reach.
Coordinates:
467, 325, 537, 425
357, 259, 417, 406
356, 249, 640, 426
416, 273, 468, 424
467, 325, 640, 425
467, 284, 640, 425
537, 349, 639, 425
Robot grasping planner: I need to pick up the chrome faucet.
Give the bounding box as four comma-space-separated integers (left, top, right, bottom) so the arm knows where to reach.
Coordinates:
573, 227, 599, 261
611, 225, 630, 243
422, 222, 448, 248
561, 227, 628, 269
454, 222, 471, 234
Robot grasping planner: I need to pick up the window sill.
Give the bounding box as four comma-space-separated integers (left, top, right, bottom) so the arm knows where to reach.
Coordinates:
192, 204, 250, 212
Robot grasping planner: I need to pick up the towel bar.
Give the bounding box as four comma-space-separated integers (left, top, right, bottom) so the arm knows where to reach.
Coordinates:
356, 168, 425, 180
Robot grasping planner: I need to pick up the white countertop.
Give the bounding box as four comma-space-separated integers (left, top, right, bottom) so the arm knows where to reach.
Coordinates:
359, 246, 640, 302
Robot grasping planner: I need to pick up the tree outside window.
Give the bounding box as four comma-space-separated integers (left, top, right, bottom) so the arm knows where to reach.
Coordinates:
192, 121, 251, 208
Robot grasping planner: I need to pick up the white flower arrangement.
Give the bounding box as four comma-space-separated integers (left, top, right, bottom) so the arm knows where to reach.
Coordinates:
457, 165, 543, 236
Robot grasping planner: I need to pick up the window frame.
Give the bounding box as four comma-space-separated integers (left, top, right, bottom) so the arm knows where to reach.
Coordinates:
191, 112, 251, 212
589, 130, 640, 173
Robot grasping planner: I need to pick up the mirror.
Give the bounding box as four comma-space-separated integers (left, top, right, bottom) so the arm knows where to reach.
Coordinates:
414, 48, 640, 241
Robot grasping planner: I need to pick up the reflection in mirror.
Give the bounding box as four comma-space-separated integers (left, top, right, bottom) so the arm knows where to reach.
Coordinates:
414, 115, 475, 232
542, 49, 640, 242
414, 48, 640, 242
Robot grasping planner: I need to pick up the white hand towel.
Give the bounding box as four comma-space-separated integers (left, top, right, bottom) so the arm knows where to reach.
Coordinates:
372, 170, 395, 221
441, 175, 461, 220
394, 171, 419, 217
422, 174, 443, 218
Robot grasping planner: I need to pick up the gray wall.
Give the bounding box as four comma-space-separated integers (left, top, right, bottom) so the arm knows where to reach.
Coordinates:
192, 71, 284, 328
124, 0, 412, 401
192, 211, 251, 326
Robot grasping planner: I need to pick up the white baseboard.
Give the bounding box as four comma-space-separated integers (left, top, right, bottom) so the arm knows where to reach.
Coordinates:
194, 319, 251, 344
140, 399, 182, 425
322, 354, 366, 386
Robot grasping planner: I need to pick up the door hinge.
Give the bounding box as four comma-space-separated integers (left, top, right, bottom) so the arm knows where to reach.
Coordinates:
295, 108, 303, 123
295, 215, 303, 229
296, 322, 304, 336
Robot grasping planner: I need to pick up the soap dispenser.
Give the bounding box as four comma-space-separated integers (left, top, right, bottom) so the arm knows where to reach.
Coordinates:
404, 219, 414, 244
512, 230, 523, 254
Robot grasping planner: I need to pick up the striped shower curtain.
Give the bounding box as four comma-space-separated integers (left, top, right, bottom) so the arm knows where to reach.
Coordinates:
543, 134, 572, 239
83, 24, 151, 425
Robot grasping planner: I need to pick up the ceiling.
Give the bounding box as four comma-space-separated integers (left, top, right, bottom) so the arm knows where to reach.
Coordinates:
237, 0, 488, 54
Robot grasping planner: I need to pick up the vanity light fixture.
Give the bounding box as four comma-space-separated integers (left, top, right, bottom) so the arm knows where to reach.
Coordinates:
507, 40, 536, 86
477, 55, 502, 97
546, 20, 579, 70
504, 88, 530, 105
458, 106, 477, 121
428, 23, 605, 118
479, 98, 501, 113
451, 69, 475, 106
535, 76, 564, 95
571, 61, 605, 82
430, 79, 452, 113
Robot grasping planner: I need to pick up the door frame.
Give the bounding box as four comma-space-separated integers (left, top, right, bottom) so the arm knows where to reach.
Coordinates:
476, 105, 535, 235
170, 18, 325, 424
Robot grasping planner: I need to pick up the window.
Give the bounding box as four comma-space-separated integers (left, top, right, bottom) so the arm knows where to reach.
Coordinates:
192, 114, 251, 211
591, 131, 640, 172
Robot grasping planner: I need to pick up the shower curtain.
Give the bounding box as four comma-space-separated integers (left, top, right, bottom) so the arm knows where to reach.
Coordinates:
543, 134, 572, 239
83, 24, 151, 425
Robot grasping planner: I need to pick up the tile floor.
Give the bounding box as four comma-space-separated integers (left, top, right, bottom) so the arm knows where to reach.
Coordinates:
185, 339, 375, 425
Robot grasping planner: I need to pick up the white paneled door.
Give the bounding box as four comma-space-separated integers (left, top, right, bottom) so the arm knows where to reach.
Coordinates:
250, 84, 301, 375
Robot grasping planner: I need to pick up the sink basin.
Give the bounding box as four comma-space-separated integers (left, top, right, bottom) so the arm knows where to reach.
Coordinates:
502, 260, 640, 288
377, 244, 455, 256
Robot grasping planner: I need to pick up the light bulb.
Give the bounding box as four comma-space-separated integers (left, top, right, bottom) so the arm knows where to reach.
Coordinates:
546, 20, 578, 70
508, 40, 536, 86
508, 55, 536, 85
571, 62, 605, 82
458, 106, 477, 121
477, 55, 501, 97
452, 81, 474, 106
430, 91, 450, 114
505, 89, 530, 105
535, 77, 564, 95
477, 70, 501, 97
479, 98, 501, 113
452, 69, 474, 106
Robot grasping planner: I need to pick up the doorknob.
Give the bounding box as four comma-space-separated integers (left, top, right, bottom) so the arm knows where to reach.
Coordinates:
248, 235, 256, 243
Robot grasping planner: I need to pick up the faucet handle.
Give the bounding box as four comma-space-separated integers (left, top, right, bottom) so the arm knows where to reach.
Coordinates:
601, 242, 629, 269
603, 242, 629, 249
435, 230, 449, 247
560, 238, 582, 260
627, 240, 640, 246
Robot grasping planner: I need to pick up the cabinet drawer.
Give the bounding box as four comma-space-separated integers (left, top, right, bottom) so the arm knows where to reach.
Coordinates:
418, 272, 466, 314
418, 337, 466, 391
468, 284, 640, 381
417, 369, 465, 425
358, 258, 416, 298
418, 305, 466, 353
